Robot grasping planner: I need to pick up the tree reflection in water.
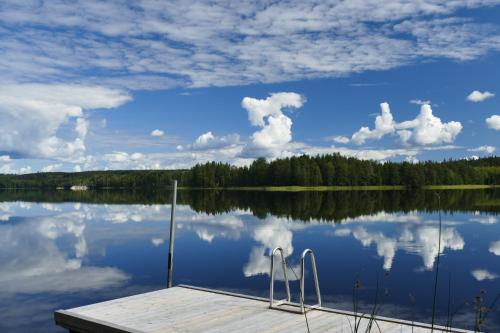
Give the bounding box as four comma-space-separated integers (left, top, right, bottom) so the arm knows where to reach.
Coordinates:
0, 189, 499, 331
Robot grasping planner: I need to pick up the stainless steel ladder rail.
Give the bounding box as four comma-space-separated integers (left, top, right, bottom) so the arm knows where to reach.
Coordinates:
269, 247, 291, 309
300, 248, 321, 313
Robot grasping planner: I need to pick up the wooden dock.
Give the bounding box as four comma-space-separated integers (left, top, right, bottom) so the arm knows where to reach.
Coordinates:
54, 285, 472, 333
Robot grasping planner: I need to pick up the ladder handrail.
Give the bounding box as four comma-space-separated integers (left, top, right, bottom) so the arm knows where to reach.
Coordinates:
269, 247, 291, 308
300, 248, 321, 313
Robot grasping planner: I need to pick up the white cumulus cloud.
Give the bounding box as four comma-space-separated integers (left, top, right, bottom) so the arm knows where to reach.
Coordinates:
192, 131, 240, 151
241, 92, 305, 158
0, 84, 131, 162
350, 103, 462, 146
151, 129, 164, 137
352, 102, 395, 145
2, 2, 500, 169
486, 115, 500, 130
467, 90, 495, 102
398, 104, 462, 145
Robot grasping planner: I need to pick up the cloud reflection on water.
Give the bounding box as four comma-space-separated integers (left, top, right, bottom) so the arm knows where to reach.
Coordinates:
489, 240, 500, 256
471, 269, 499, 281
1, 199, 499, 332
332, 213, 465, 270
0, 211, 129, 294
0, 201, 495, 291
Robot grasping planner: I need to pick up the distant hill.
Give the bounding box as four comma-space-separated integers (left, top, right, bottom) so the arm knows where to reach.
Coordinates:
1, 154, 499, 189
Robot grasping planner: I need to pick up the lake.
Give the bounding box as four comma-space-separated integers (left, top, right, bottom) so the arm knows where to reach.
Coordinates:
0, 189, 499, 332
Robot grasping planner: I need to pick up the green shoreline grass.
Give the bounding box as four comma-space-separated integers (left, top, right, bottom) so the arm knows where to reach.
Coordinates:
1, 184, 497, 192
179, 184, 499, 192
422, 184, 499, 190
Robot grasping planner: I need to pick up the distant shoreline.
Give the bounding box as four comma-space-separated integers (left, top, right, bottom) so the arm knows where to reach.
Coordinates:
1, 155, 499, 190
1, 184, 499, 191
181, 184, 500, 191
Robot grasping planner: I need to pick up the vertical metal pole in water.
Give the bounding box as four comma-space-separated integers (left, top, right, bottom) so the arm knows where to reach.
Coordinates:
167, 180, 177, 288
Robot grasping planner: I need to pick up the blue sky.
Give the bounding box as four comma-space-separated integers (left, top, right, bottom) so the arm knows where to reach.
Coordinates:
0, 1, 499, 173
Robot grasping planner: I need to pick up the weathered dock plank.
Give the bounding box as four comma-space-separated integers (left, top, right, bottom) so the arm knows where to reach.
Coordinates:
54, 285, 473, 333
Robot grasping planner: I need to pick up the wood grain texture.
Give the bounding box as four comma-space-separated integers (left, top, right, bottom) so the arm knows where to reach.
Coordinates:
54, 285, 474, 333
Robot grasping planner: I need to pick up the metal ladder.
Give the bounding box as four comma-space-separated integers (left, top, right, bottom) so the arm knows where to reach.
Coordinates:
269, 247, 291, 308
269, 247, 322, 313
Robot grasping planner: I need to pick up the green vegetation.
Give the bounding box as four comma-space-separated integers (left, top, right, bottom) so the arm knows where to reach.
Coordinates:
0, 169, 185, 189
0, 154, 499, 189
187, 185, 407, 191
184, 155, 500, 188
0, 188, 498, 222
423, 184, 499, 190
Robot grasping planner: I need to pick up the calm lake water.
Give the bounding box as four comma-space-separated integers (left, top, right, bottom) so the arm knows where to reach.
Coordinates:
0, 189, 499, 332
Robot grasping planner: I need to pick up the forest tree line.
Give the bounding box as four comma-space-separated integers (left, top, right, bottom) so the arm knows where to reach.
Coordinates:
0, 169, 186, 189
0, 154, 499, 189
184, 155, 500, 188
